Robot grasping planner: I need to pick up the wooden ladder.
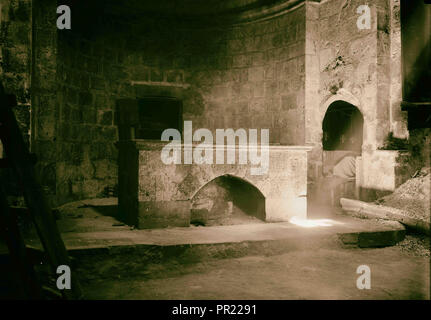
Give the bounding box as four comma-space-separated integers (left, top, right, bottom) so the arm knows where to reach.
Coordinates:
0, 83, 82, 299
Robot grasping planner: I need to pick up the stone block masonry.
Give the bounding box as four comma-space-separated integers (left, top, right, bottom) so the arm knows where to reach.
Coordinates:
0, 0, 33, 197
51, 1, 309, 204
0, 0, 410, 208
0, 0, 32, 147
303, 0, 408, 189
118, 140, 311, 229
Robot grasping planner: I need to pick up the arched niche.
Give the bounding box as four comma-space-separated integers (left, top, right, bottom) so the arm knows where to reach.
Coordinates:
190, 174, 266, 226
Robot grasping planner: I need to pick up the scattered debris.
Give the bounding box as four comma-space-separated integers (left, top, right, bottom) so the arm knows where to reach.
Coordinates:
396, 235, 430, 257
377, 167, 430, 224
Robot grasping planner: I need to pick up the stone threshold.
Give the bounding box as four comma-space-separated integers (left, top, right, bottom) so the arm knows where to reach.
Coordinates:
1, 215, 406, 281
22, 215, 405, 254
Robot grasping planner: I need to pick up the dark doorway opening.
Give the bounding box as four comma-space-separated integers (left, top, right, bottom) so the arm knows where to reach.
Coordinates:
116, 97, 182, 141
310, 101, 364, 213
135, 97, 182, 140
322, 101, 364, 152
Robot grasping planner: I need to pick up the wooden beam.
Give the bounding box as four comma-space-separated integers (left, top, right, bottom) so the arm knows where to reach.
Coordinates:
0, 84, 82, 299
401, 101, 431, 111
0, 182, 43, 299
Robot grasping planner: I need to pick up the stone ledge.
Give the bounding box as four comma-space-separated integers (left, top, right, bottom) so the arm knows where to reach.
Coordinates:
130, 139, 314, 152
338, 223, 406, 248
12, 215, 408, 280
340, 197, 430, 235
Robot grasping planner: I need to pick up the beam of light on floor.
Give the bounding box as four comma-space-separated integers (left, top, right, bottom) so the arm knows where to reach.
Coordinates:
289, 216, 343, 228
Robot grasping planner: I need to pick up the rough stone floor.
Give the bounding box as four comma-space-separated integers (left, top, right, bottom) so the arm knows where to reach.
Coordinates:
5, 198, 429, 300
83, 236, 430, 300
24, 198, 405, 250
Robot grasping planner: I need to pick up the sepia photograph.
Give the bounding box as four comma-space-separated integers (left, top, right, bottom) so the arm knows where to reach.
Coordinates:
0, 0, 430, 308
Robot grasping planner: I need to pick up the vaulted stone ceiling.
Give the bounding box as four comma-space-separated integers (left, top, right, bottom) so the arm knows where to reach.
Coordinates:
103, 0, 290, 17
66, 0, 318, 27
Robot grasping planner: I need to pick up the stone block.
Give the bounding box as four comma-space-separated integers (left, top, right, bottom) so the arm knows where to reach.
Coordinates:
98, 110, 113, 126
79, 91, 93, 106
166, 70, 184, 83
150, 68, 164, 82
266, 196, 307, 222
94, 159, 117, 179
264, 81, 278, 97
82, 107, 97, 124
281, 94, 297, 111
90, 76, 105, 90
138, 200, 191, 229
82, 179, 101, 198
358, 229, 406, 248
248, 67, 265, 82
34, 140, 56, 162
117, 142, 311, 229
249, 98, 265, 113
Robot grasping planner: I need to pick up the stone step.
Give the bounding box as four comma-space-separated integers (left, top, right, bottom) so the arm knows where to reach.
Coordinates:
46, 217, 410, 280
1, 216, 406, 281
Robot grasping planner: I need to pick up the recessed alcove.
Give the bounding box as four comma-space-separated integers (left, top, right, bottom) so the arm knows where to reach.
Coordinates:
190, 175, 266, 226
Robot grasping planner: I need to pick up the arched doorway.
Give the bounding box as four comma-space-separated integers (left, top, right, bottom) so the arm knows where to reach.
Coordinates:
322, 101, 364, 152
310, 101, 364, 212
321, 100, 364, 177
190, 175, 265, 226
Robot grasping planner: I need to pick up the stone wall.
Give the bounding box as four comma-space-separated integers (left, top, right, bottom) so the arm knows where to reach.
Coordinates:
31, 0, 58, 204
303, 0, 408, 187
0, 0, 31, 196
316, 0, 382, 153
357, 150, 409, 193
1, 0, 411, 206
184, 4, 307, 146
0, 0, 32, 147
55, 3, 201, 203
389, 0, 408, 138
0, 0, 59, 203
56, 31, 119, 203
53, 1, 308, 204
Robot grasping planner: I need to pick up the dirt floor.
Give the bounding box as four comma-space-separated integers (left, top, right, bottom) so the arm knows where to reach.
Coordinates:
82, 234, 430, 300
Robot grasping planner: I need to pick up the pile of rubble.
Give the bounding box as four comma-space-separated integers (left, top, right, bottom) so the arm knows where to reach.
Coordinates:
378, 167, 430, 224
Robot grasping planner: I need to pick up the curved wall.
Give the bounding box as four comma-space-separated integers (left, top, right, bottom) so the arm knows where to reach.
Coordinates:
55, 0, 308, 202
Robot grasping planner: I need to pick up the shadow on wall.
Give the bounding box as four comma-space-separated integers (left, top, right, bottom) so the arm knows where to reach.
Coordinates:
190, 175, 265, 226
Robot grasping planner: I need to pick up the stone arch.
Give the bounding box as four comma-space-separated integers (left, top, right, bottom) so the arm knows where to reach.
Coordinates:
320, 89, 363, 124
318, 90, 367, 151
317, 99, 366, 188
189, 173, 265, 199
322, 101, 364, 152
190, 174, 266, 225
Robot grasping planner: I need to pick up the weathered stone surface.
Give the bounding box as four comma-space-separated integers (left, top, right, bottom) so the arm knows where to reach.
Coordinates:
356, 150, 409, 192
340, 197, 430, 235
338, 228, 406, 248
1, 0, 409, 208
116, 141, 311, 228
0, 0, 32, 155
138, 201, 191, 229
